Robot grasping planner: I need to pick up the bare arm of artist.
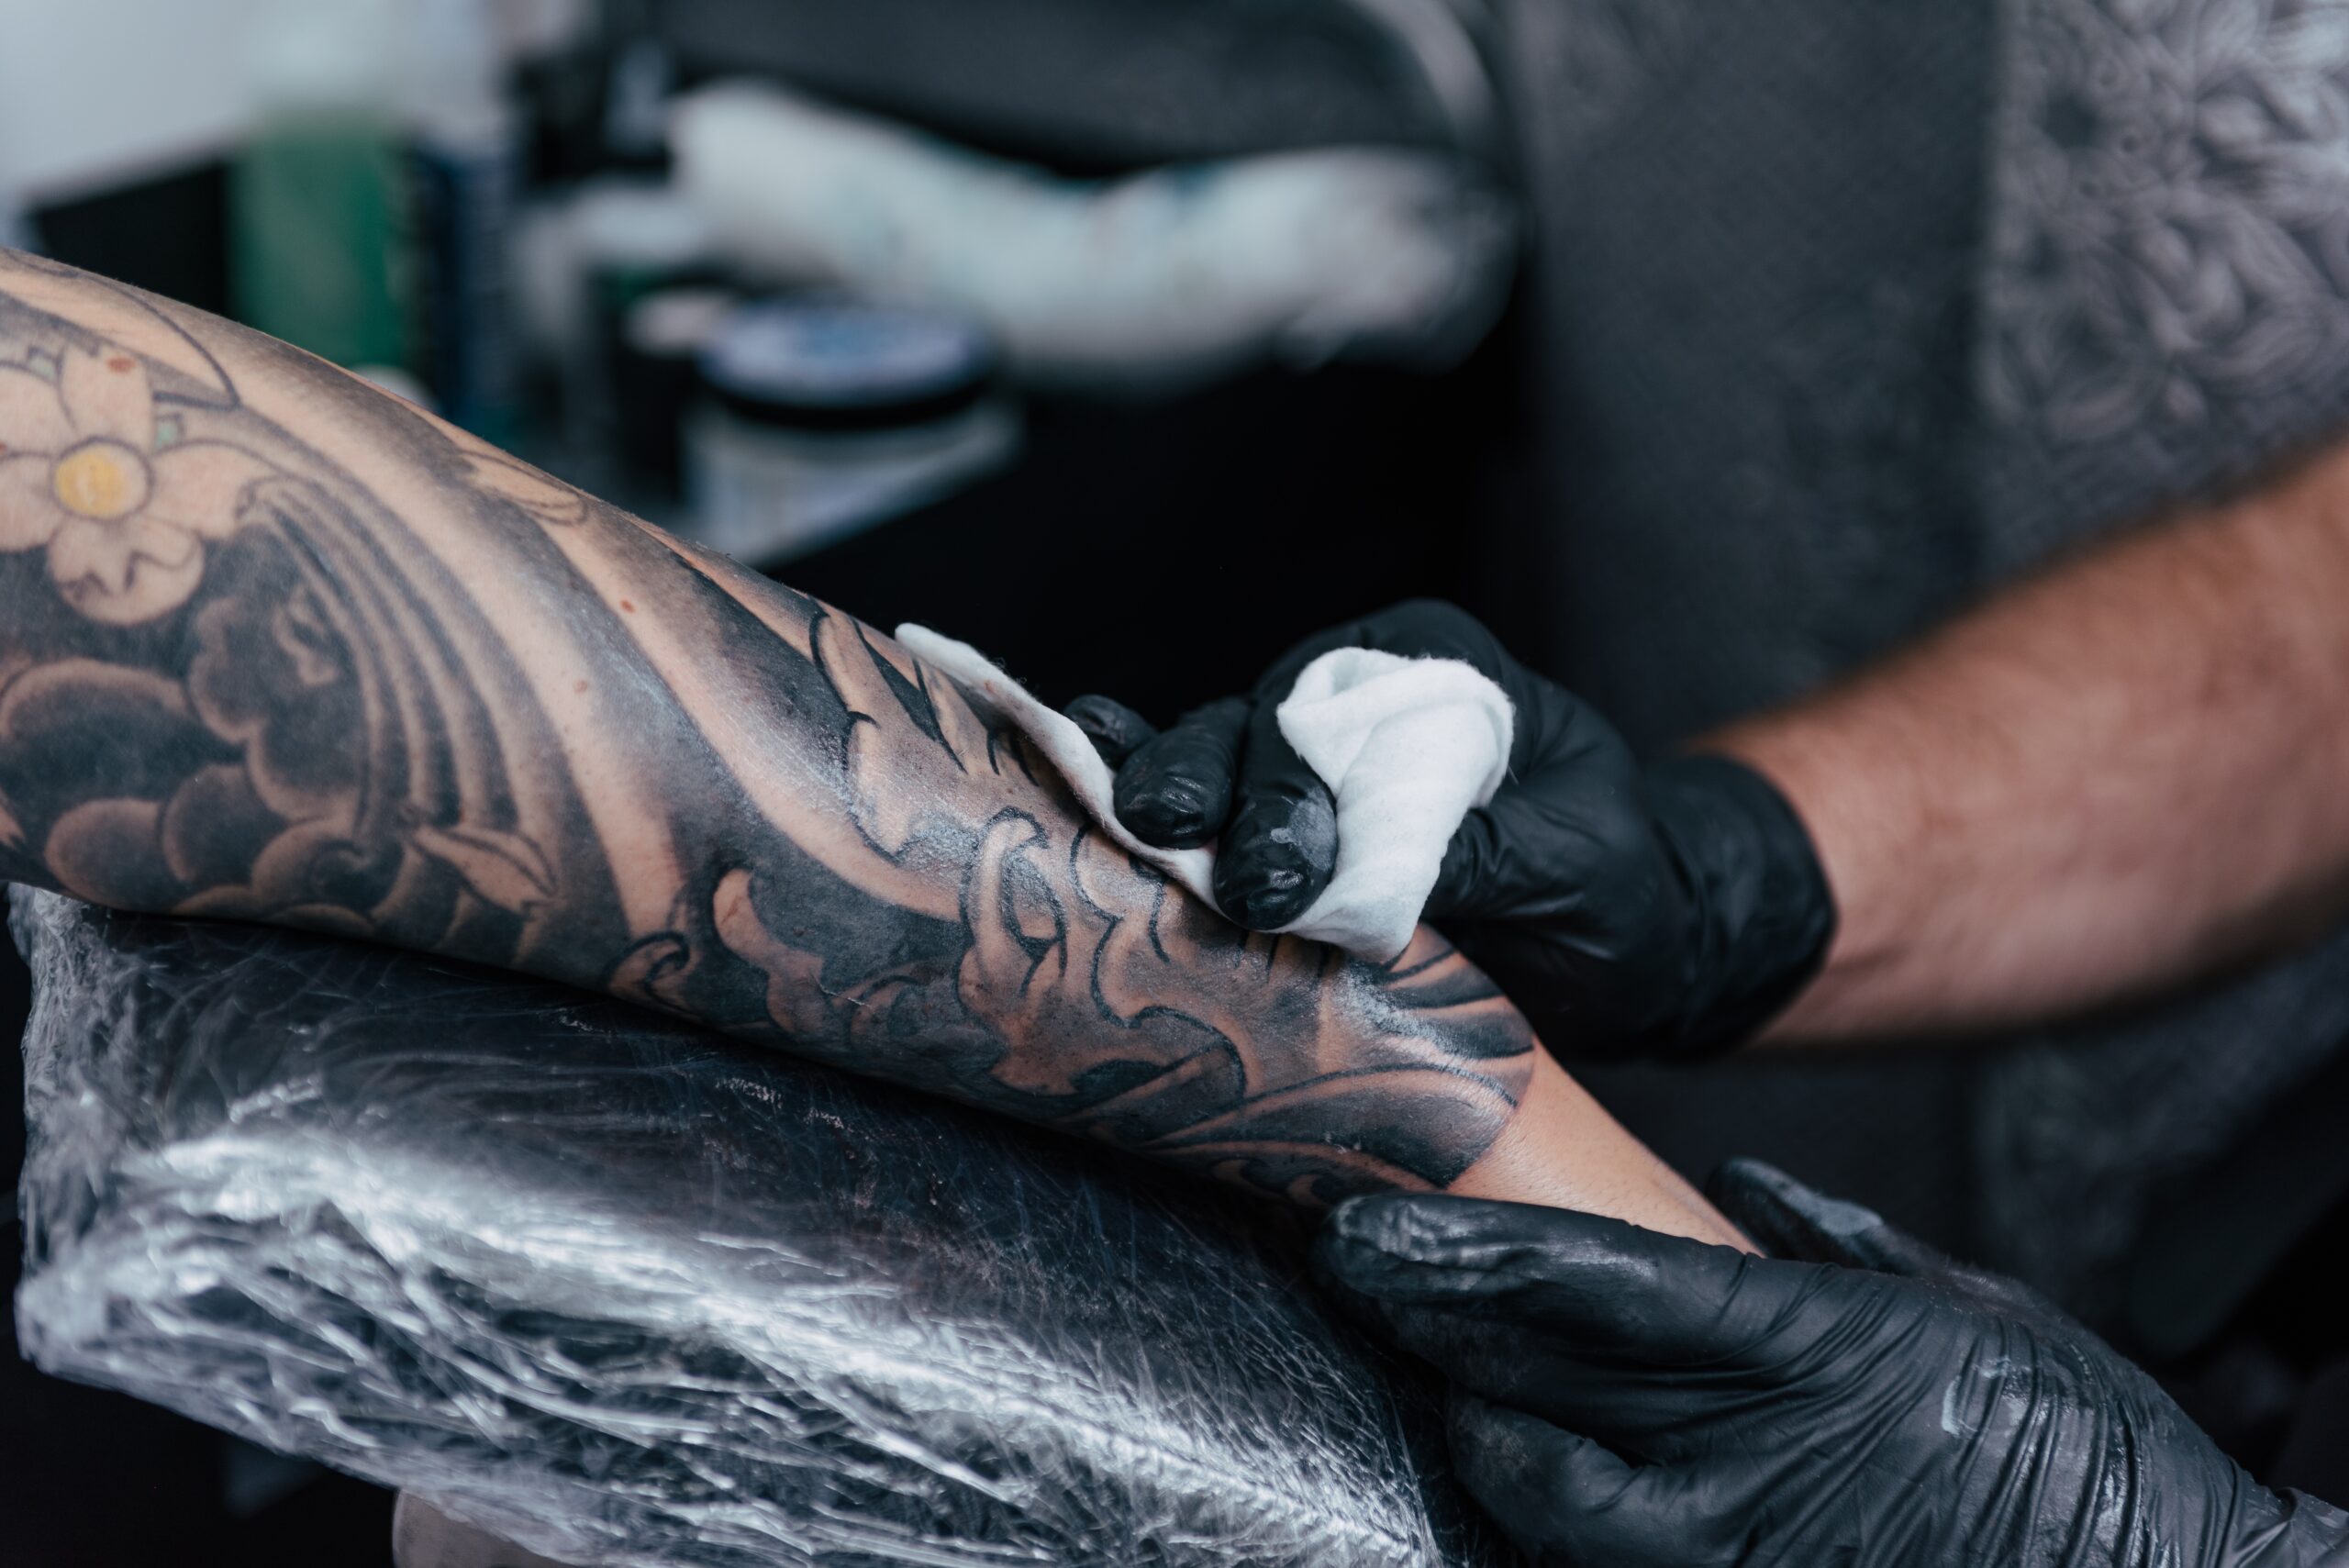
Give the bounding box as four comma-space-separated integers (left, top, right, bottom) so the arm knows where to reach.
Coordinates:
0, 251, 1732, 1240
1713, 441, 2349, 1042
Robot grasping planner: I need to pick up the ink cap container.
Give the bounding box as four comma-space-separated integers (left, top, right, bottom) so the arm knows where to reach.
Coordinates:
682, 298, 1019, 568
615, 284, 738, 497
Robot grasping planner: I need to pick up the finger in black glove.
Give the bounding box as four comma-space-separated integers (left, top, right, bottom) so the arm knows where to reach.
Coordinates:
1311, 1170, 2349, 1568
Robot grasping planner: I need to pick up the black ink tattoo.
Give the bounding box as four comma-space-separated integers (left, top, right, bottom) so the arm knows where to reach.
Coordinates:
0, 250, 1534, 1203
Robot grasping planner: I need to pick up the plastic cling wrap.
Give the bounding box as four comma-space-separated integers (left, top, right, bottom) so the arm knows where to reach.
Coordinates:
10, 890, 1498, 1567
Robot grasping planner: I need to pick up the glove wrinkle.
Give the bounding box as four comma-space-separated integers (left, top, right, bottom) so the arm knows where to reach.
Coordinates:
1318, 1165, 2349, 1568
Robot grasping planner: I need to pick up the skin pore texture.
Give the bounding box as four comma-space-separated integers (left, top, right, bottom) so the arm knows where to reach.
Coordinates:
1715, 437, 2349, 1045
0, 250, 1737, 1244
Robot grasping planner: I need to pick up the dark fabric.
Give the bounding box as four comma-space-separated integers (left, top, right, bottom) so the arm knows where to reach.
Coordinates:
11, 890, 1503, 1568
2274, 1362, 2349, 1505
1494, 0, 2349, 1321
1969, 0, 2349, 1328
1497, 0, 1994, 749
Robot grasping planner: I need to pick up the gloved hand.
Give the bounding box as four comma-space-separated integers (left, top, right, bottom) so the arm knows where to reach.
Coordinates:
1313, 1162, 2349, 1568
1067, 600, 1834, 1057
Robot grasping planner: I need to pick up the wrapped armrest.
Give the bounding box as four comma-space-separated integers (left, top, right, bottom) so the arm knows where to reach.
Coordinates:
9, 888, 1497, 1568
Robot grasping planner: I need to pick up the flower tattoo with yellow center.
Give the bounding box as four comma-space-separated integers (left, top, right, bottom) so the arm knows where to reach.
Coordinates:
0, 341, 275, 624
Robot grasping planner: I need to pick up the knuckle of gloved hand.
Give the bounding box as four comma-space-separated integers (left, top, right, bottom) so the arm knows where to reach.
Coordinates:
1111, 774, 1207, 843
1113, 732, 1243, 845
1119, 751, 1210, 815
1573, 816, 1670, 906
1325, 1191, 1464, 1261
1063, 694, 1153, 760
1540, 709, 1637, 793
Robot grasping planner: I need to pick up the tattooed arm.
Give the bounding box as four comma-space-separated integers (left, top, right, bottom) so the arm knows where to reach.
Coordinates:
0, 251, 1734, 1239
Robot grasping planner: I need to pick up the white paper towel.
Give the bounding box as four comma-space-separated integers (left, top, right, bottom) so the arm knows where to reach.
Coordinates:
895, 625, 1512, 962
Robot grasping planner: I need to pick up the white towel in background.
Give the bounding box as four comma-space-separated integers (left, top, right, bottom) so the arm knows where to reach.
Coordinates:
670, 83, 1518, 393
895, 625, 1513, 963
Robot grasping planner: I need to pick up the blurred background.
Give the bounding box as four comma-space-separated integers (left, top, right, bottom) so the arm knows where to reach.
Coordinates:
0, 0, 1537, 713
11, 0, 2349, 1561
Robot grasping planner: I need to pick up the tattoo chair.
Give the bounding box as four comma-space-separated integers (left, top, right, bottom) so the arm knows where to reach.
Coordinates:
12, 889, 1503, 1567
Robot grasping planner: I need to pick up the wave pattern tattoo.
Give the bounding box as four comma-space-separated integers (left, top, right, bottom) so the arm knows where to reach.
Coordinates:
0, 249, 1534, 1203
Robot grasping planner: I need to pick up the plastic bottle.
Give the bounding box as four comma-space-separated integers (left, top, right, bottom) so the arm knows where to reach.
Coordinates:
230, 0, 412, 370
684, 299, 1021, 566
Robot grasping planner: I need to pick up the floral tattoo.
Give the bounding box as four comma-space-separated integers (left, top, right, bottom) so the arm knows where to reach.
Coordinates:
0, 344, 276, 624
0, 250, 1534, 1203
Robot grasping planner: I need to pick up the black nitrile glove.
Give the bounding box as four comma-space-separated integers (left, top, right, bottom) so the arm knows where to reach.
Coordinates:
1065, 600, 1834, 1058
1313, 1162, 2349, 1568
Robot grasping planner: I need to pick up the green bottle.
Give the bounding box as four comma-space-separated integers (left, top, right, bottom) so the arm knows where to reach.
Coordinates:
229, 0, 411, 371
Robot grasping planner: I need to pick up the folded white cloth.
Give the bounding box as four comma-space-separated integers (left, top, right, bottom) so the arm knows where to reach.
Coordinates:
670, 83, 1517, 392
896, 626, 1514, 962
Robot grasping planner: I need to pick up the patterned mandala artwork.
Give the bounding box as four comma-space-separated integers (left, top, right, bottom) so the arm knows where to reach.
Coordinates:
1985, 0, 2349, 567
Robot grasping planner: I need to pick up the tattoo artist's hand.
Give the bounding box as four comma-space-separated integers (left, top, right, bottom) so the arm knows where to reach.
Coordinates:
1068, 600, 1834, 1057
1313, 1161, 2349, 1568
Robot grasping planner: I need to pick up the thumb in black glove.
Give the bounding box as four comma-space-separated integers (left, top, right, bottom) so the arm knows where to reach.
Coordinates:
1312, 1162, 2349, 1568
1067, 600, 1835, 1058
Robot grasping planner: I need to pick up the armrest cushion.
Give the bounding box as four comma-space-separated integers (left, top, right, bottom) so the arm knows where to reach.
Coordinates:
9, 888, 1498, 1568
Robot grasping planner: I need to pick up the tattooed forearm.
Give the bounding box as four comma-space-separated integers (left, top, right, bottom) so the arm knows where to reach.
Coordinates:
0, 250, 1537, 1204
